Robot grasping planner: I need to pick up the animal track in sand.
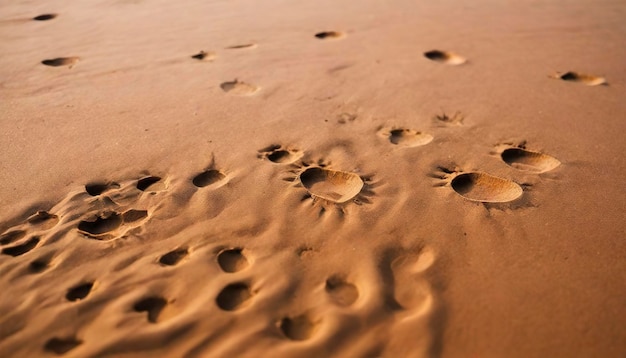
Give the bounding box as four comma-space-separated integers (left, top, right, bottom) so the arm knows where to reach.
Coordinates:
78, 212, 122, 236
191, 51, 216, 61
2, 236, 40, 256
258, 144, 302, 164
27, 211, 59, 230
33, 14, 57, 21
85, 182, 119, 196
433, 111, 464, 126
44, 337, 82, 355
451, 172, 523, 203
0, 230, 26, 245
159, 248, 188, 266
216, 283, 253, 311
279, 314, 318, 341
325, 276, 359, 306
66, 282, 94, 301
553, 71, 606, 86
380, 128, 433, 148
192, 169, 226, 188
299, 167, 364, 204
424, 50, 466, 65
41, 57, 79, 67
500, 147, 561, 173
29, 257, 51, 273
134, 296, 168, 323
220, 79, 259, 95
315, 31, 344, 39
136, 176, 162, 191
217, 248, 249, 273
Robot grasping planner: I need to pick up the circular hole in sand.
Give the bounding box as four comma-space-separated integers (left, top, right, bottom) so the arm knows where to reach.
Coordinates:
217, 248, 249, 273
450, 172, 522, 203
216, 283, 252, 311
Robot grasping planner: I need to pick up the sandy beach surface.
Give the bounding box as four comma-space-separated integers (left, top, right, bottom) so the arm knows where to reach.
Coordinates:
1, 0, 625, 357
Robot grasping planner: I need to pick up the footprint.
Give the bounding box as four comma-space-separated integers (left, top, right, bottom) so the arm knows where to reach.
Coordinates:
279, 314, 318, 341
27, 211, 59, 230
44, 337, 82, 355
299, 167, 364, 204
122, 209, 148, 223
500, 148, 561, 173
29, 257, 52, 273
325, 276, 358, 306
433, 111, 464, 126
2, 236, 40, 257
78, 212, 122, 236
220, 79, 259, 95
424, 50, 467, 65
33, 14, 57, 21
314, 31, 344, 40
258, 145, 302, 164
215, 283, 253, 311
191, 51, 216, 61
217, 248, 249, 273
85, 182, 119, 196
0, 230, 26, 245
451, 172, 523, 203
192, 169, 226, 188
553, 71, 606, 86
159, 248, 188, 266
134, 296, 167, 323
66, 282, 94, 301
41, 57, 79, 67
136, 176, 162, 191
380, 128, 433, 148
337, 113, 357, 124
225, 43, 257, 49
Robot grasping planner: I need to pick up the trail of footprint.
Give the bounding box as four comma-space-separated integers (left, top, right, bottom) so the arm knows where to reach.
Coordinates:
451, 172, 523, 203
424, 50, 466, 65
216, 283, 253, 311
500, 148, 561, 173
315, 31, 344, 40
220, 80, 259, 95
380, 128, 433, 148
159, 248, 188, 266
33, 14, 57, 21
299, 167, 364, 204
258, 145, 302, 164
191, 51, 216, 61
41, 57, 79, 67
553, 71, 606, 86
44, 337, 82, 355
66, 281, 94, 301
1, 236, 40, 256
217, 248, 249, 273
279, 314, 318, 341
134, 296, 167, 323
325, 276, 359, 306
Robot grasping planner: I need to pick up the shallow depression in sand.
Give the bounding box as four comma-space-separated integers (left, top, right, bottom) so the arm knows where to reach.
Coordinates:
388, 129, 433, 147
41, 57, 79, 67
299, 167, 364, 204
220, 80, 259, 95
557, 71, 606, 86
501, 148, 561, 173
451, 172, 522, 203
424, 50, 466, 65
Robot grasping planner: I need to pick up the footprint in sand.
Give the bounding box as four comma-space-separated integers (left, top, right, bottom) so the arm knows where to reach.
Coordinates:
0, 230, 26, 245
433, 111, 464, 126
29, 256, 52, 273
379, 128, 433, 148
159, 248, 188, 266
216, 282, 253, 311
424, 50, 467, 65
136, 176, 164, 191
315, 31, 344, 40
279, 314, 319, 341
191, 51, 216, 61
500, 147, 561, 173
134, 296, 168, 323
33, 14, 57, 21
41, 57, 79, 67
299, 167, 364, 204
66, 281, 94, 301
1, 236, 40, 257
325, 276, 359, 306
78, 209, 148, 240
225, 43, 257, 49
217, 248, 249, 273
433, 167, 523, 203
27, 211, 59, 230
192, 169, 226, 188
44, 337, 82, 355
258, 145, 303, 164
85, 182, 120, 196
552, 71, 606, 86
220, 79, 259, 95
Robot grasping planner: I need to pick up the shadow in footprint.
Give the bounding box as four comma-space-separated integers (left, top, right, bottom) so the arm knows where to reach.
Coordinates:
29, 257, 51, 273
216, 283, 252, 311
137, 176, 162, 191
326, 276, 359, 306
451, 172, 522, 203
501, 148, 561, 173
85, 182, 118, 196
44, 337, 82, 355
386, 128, 433, 147
2, 237, 40, 257
27, 211, 59, 229
424, 50, 466, 65
41, 57, 79, 67
279, 315, 318, 341
192, 169, 225, 188
217, 248, 249, 273
258, 145, 302, 164
299, 167, 364, 204
33, 14, 57, 21
555, 71, 606, 86
0, 230, 26, 245
66, 282, 94, 301
134, 297, 167, 323
191, 51, 216, 61
225, 43, 256, 49
159, 248, 188, 266
78, 212, 122, 236
315, 31, 344, 39
122, 209, 148, 223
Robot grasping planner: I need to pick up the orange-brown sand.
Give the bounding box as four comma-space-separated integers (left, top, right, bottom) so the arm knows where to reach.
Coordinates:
1, 0, 625, 357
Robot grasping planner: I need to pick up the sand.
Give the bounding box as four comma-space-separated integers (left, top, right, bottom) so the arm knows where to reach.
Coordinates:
1, 0, 625, 357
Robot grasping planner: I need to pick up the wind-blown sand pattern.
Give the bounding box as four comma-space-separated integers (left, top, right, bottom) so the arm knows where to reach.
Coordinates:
1, 0, 625, 357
